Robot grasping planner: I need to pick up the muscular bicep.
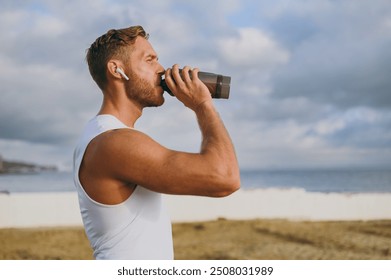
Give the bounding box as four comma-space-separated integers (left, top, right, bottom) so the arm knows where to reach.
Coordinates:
96, 129, 234, 197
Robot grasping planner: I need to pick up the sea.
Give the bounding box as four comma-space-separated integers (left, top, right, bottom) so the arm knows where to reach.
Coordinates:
0, 169, 390, 194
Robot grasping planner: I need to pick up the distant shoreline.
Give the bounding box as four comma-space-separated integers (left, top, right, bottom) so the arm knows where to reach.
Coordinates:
0, 158, 57, 175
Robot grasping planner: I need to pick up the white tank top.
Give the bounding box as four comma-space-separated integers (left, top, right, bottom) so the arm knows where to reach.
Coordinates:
73, 114, 173, 260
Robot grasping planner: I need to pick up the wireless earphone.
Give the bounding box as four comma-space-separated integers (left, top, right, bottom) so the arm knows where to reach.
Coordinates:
116, 67, 129, 81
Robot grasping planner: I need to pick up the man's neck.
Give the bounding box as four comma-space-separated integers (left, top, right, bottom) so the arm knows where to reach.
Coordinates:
98, 94, 142, 128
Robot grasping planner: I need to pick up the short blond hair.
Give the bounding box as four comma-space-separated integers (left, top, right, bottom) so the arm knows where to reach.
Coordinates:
86, 25, 149, 90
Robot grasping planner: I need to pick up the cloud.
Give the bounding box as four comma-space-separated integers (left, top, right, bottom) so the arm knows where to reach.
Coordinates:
0, 0, 390, 170
268, 0, 391, 109
218, 27, 289, 68
0, 53, 98, 144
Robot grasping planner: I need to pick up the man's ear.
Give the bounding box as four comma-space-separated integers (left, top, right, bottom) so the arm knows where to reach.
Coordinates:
107, 60, 126, 80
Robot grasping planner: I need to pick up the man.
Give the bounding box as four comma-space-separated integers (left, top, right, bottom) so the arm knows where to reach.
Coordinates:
73, 25, 240, 260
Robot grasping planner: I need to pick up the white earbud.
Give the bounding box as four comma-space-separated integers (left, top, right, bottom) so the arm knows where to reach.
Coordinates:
116, 67, 129, 80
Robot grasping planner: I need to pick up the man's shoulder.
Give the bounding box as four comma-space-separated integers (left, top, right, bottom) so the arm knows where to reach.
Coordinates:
91, 128, 154, 155
82, 128, 142, 170
93, 128, 139, 145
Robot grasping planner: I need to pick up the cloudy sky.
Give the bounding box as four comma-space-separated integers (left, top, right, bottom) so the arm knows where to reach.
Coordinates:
1, 0, 390, 170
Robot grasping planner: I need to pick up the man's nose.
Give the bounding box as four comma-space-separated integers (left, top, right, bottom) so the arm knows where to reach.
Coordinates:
157, 63, 165, 75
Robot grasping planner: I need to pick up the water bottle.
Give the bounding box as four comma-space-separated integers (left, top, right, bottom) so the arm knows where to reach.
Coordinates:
161, 70, 231, 99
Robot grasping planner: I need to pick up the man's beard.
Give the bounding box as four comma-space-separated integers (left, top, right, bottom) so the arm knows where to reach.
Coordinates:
125, 72, 164, 108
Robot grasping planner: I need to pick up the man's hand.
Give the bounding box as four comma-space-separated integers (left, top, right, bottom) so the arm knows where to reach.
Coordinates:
164, 64, 212, 111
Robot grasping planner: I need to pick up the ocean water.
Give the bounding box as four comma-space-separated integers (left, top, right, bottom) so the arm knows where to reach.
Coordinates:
240, 169, 391, 193
0, 171, 74, 193
0, 169, 390, 194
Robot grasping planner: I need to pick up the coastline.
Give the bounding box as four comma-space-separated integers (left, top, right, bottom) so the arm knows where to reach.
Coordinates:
1, 188, 391, 228
0, 158, 57, 174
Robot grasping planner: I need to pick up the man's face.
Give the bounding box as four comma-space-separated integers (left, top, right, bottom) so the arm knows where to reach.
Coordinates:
125, 37, 165, 108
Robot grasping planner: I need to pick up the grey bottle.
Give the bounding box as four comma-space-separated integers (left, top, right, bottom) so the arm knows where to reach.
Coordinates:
161, 70, 231, 99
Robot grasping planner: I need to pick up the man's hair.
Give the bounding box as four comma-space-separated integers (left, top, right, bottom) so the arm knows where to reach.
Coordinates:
86, 25, 149, 90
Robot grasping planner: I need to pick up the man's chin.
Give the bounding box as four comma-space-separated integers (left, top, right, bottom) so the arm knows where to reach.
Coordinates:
155, 92, 165, 106
145, 95, 165, 108
155, 96, 165, 107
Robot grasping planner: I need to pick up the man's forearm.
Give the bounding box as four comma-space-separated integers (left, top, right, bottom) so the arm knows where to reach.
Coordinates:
194, 101, 240, 181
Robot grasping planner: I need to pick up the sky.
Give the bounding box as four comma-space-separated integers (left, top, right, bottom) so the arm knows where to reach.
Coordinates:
0, 0, 390, 171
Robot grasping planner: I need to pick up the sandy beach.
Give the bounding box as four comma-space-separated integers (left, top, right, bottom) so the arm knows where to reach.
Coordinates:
1, 219, 390, 260
1, 189, 391, 259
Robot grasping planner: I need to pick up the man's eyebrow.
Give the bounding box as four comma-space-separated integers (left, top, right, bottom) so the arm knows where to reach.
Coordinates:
145, 53, 158, 60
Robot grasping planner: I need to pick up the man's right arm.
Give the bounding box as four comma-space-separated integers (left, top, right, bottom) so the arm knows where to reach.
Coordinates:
195, 100, 240, 193
157, 64, 240, 196
85, 66, 240, 197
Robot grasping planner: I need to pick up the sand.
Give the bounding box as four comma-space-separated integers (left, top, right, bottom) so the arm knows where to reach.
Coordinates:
1, 189, 391, 228
1, 219, 391, 260
1, 189, 390, 260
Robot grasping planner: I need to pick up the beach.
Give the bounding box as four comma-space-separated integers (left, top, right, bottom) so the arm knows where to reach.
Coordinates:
1, 219, 391, 260
1, 189, 391, 259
